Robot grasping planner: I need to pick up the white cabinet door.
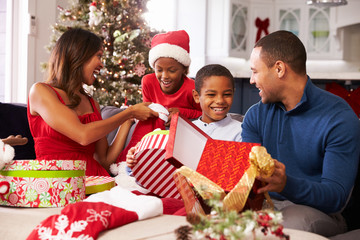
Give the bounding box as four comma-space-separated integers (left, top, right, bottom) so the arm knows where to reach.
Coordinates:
207, 0, 274, 59
206, 0, 232, 58
229, 0, 249, 57
206, 0, 250, 58
276, 1, 342, 60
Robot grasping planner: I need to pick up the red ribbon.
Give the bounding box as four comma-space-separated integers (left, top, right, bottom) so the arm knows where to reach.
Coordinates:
255, 18, 269, 43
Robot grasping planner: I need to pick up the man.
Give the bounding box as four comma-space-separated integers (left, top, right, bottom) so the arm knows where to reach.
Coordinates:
241, 30, 360, 237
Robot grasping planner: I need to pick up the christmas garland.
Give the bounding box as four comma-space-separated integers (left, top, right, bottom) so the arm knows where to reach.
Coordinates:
175, 197, 289, 240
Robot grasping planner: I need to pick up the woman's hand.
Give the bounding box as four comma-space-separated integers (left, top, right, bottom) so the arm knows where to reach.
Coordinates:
126, 146, 138, 168
129, 102, 159, 121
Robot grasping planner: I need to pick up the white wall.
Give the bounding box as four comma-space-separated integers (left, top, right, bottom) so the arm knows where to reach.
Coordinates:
5, 0, 67, 103
174, 0, 207, 77
4, 0, 360, 103
29, 0, 69, 102
0, 0, 6, 102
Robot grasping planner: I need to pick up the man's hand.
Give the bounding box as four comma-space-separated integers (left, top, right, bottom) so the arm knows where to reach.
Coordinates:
256, 159, 287, 194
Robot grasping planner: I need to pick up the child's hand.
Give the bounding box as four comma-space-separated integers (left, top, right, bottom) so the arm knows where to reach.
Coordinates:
165, 108, 179, 127
124, 118, 136, 126
126, 146, 138, 168
168, 107, 179, 115
129, 102, 159, 121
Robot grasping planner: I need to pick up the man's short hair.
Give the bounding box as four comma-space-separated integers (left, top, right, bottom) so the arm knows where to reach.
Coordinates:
255, 30, 307, 75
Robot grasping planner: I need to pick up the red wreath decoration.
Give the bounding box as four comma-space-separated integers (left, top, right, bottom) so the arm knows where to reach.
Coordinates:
255, 17, 270, 43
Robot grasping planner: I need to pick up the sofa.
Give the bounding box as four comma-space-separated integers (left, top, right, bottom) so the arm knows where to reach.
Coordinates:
0, 103, 359, 239
0, 102, 36, 160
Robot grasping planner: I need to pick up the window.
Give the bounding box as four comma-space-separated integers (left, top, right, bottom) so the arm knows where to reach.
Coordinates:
144, 0, 176, 31
0, 0, 6, 102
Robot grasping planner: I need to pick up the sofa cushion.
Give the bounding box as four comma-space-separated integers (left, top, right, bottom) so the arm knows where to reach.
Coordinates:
0, 102, 36, 160
100, 106, 244, 146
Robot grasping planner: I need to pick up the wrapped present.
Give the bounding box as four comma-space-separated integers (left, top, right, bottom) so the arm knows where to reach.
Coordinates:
131, 113, 268, 211
174, 145, 275, 215
85, 176, 115, 195
166, 113, 260, 192
0, 160, 86, 207
132, 130, 181, 199
166, 114, 274, 214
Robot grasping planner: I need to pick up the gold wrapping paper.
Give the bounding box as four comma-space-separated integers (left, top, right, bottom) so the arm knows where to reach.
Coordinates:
173, 170, 206, 216
174, 166, 226, 200
223, 164, 257, 212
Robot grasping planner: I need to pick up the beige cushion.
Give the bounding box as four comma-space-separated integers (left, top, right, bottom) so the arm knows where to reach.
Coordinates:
0, 206, 329, 240
0, 206, 187, 240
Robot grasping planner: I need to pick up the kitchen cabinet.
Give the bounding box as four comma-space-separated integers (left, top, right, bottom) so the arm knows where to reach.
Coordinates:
231, 78, 360, 115
230, 78, 261, 115
179, 0, 359, 80
206, 0, 344, 61
276, 1, 342, 60
229, 1, 248, 57
206, 0, 274, 59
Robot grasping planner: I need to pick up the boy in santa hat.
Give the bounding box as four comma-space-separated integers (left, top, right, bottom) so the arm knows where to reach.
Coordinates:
114, 30, 202, 165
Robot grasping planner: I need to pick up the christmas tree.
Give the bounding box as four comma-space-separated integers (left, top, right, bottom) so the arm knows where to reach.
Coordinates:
46, 0, 159, 107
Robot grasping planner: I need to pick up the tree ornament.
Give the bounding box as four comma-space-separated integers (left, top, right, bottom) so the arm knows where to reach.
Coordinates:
116, 14, 122, 21
44, 0, 158, 107
89, 2, 103, 28
134, 63, 146, 77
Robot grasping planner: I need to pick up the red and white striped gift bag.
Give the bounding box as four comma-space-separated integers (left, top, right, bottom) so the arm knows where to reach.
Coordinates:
132, 131, 181, 199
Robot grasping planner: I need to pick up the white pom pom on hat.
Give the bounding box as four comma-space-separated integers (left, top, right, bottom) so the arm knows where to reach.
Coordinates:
148, 30, 191, 68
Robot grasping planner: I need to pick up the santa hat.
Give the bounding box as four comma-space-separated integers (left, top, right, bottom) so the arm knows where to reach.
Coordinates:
148, 30, 191, 68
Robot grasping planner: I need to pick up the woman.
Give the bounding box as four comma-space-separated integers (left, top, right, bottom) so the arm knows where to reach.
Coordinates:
27, 28, 158, 176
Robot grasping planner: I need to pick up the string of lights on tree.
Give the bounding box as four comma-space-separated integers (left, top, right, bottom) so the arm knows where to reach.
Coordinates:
44, 0, 160, 107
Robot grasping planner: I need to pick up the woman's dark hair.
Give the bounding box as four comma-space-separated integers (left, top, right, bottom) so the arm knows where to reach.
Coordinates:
194, 64, 234, 93
46, 28, 102, 108
254, 30, 307, 75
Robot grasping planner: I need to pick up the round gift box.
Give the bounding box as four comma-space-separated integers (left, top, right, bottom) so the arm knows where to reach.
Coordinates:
85, 176, 115, 195
0, 159, 86, 207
